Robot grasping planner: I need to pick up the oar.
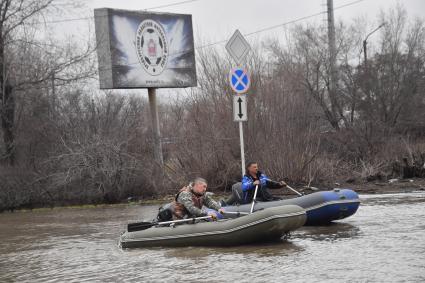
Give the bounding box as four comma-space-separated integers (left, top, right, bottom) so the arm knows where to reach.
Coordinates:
127, 216, 212, 232
286, 184, 303, 196
249, 185, 259, 213
221, 211, 250, 217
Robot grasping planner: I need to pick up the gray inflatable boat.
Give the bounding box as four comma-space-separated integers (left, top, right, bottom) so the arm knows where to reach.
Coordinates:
119, 205, 306, 248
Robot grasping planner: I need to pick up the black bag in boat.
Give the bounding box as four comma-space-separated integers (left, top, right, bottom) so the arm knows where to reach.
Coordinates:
157, 203, 173, 222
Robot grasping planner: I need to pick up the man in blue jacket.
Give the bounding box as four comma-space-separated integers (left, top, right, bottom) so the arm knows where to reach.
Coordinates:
221, 162, 287, 206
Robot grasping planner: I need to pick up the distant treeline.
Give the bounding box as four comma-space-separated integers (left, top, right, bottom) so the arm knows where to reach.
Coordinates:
1, 3, 425, 211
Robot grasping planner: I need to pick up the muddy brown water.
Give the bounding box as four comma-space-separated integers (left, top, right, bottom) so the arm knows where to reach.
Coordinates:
1, 192, 424, 282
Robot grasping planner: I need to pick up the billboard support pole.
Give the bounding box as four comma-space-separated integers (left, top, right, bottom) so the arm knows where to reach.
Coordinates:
148, 88, 164, 167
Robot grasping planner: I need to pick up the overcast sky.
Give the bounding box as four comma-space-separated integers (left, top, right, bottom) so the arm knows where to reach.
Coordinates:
52, 0, 425, 48
82, 0, 425, 42
49, 0, 425, 97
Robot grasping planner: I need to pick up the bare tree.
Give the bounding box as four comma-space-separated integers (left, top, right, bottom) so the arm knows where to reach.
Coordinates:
360, 6, 425, 133
0, 0, 96, 165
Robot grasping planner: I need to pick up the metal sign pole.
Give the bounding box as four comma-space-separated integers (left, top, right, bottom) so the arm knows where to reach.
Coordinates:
232, 95, 247, 177
226, 30, 251, 179
239, 121, 245, 177
148, 87, 164, 167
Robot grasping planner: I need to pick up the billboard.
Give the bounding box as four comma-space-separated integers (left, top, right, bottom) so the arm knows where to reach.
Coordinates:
94, 8, 197, 89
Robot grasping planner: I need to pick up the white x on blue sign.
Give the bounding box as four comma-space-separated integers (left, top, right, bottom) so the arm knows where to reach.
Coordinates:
229, 68, 250, 94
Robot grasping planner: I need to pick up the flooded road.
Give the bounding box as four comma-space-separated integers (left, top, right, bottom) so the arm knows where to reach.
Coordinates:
1, 192, 424, 282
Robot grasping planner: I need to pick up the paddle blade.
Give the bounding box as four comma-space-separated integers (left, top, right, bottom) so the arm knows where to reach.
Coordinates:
127, 221, 154, 232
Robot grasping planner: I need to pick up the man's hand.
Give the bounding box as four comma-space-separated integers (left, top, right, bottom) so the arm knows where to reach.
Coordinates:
253, 180, 260, 186
280, 181, 287, 187
208, 212, 217, 221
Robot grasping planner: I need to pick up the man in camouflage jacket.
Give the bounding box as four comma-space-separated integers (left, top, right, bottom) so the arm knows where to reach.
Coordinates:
173, 177, 223, 220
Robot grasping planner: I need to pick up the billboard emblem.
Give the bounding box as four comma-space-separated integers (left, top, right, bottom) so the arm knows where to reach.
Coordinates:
136, 19, 168, 76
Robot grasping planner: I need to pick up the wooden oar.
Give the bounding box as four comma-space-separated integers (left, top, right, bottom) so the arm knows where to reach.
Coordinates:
127, 216, 212, 232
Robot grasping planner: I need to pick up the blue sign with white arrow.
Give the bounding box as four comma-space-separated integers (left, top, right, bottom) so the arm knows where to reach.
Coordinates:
229, 68, 250, 94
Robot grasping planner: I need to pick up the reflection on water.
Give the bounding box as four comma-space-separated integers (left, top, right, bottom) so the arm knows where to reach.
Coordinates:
1, 193, 425, 282
163, 240, 304, 259
295, 222, 361, 242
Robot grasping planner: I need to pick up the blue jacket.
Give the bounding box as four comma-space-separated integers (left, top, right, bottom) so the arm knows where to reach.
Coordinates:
241, 171, 269, 203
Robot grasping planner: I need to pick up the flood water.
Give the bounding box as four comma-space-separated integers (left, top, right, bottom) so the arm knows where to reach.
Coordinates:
1, 192, 424, 282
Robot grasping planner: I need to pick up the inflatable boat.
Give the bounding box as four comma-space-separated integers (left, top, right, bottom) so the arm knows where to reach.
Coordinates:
222, 188, 360, 225
119, 205, 306, 248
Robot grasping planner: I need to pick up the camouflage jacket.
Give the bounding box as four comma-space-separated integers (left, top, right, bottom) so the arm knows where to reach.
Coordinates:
173, 187, 221, 219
